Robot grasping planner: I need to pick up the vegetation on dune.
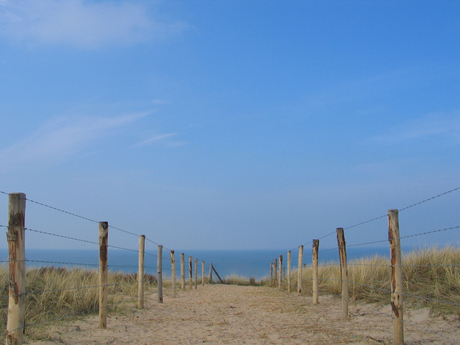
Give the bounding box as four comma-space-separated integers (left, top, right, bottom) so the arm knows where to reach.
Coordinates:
280, 246, 460, 314
0, 266, 157, 340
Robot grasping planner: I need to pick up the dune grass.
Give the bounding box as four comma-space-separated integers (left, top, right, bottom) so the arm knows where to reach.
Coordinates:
0, 266, 158, 340
221, 274, 259, 286
275, 246, 460, 314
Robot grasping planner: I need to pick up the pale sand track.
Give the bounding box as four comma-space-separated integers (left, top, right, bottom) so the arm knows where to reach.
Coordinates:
30, 284, 460, 344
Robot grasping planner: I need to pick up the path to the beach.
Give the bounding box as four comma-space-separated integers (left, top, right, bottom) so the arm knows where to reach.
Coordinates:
31, 284, 459, 344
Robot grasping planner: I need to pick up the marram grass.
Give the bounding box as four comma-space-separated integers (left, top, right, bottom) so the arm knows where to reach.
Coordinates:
275, 246, 460, 314
0, 266, 158, 340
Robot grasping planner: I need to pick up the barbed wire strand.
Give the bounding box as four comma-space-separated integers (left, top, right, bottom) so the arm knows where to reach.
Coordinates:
1, 191, 171, 249
295, 185, 460, 251
24, 259, 158, 271
25, 228, 158, 257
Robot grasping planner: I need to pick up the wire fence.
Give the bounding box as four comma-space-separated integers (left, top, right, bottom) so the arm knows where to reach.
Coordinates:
0, 190, 215, 343
269, 185, 460, 344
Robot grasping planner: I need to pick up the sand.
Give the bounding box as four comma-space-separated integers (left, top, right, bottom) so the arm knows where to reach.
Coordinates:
29, 284, 460, 344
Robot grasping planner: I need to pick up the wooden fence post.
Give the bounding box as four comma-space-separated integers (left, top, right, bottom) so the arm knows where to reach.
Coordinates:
274, 258, 278, 287
388, 209, 404, 345
99, 222, 109, 329
6, 193, 26, 345
278, 255, 283, 290
209, 263, 213, 283
189, 256, 193, 290
170, 250, 176, 298
312, 239, 319, 305
158, 245, 163, 303
297, 245, 303, 295
194, 258, 198, 289
336, 228, 348, 320
287, 251, 291, 293
270, 263, 273, 284
138, 235, 145, 309
180, 253, 185, 290
202, 261, 205, 286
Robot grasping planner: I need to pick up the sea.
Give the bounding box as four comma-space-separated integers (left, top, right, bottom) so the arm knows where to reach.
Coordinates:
0, 247, 413, 280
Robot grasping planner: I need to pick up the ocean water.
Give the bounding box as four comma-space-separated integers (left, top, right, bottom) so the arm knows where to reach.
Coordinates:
0, 246, 406, 280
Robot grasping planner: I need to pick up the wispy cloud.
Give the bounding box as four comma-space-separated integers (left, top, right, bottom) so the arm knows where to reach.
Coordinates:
131, 133, 186, 148
372, 112, 460, 144
0, 112, 147, 170
0, 0, 189, 48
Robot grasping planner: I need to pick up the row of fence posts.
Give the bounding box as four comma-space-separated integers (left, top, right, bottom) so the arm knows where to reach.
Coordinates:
269, 209, 404, 345
4, 193, 221, 345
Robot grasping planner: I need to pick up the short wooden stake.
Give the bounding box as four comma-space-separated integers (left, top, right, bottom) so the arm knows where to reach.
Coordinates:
202, 261, 205, 286
209, 263, 213, 283
180, 253, 185, 290
99, 222, 109, 329
336, 228, 348, 320
274, 258, 278, 287
287, 251, 291, 293
170, 250, 176, 298
278, 255, 283, 290
312, 239, 319, 305
189, 256, 193, 290
138, 235, 145, 309
194, 258, 198, 289
297, 245, 303, 295
6, 193, 26, 345
158, 245, 163, 303
388, 209, 404, 345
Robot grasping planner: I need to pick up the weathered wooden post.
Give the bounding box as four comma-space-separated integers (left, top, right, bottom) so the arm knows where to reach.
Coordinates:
170, 250, 176, 298
297, 245, 303, 295
180, 253, 185, 290
158, 245, 163, 303
202, 261, 205, 286
270, 262, 273, 285
138, 235, 145, 309
287, 251, 291, 293
336, 228, 348, 320
6, 193, 26, 345
194, 258, 198, 289
99, 222, 109, 329
388, 209, 404, 345
189, 256, 193, 290
278, 255, 283, 290
209, 263, 213, 283
274, 258, 278, 287
312, 239, 319, 305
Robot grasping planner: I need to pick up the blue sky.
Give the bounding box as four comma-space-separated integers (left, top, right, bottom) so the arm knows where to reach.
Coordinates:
0, 0, 459, 251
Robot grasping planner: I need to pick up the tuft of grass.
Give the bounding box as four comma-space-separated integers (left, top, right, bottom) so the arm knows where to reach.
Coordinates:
282, 246, 460, 313
222, 274, 261, 286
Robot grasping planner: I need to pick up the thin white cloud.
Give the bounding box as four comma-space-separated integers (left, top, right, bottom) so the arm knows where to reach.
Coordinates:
0, 0, 189, 48
132, 133, 178, 147
0, 112, 147, 169
131, 133, 186, 148
372, 112, 460, 144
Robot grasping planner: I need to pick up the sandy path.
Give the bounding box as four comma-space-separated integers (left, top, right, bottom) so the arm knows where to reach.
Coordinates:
30, 285, 460, 344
